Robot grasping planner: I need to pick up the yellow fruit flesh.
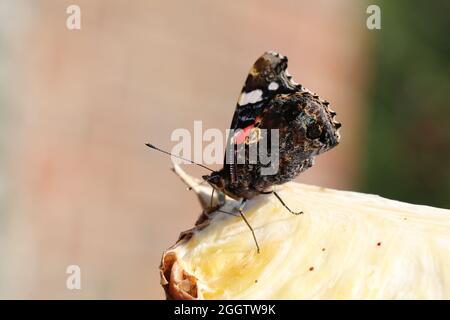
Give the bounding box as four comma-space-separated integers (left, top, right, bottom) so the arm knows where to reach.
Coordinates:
161, 166, 450, 299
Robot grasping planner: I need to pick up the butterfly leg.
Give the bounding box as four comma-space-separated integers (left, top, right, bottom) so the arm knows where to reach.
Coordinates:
261, 191, 303, 215
217, 199, 260, 254
210, 188, 215, 209
237, 199, 260, 254
206, 188, 226, 212
202, 188, 215, 220
216, 209, 239, 217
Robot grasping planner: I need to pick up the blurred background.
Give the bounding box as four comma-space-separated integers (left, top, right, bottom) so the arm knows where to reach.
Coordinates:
0, 0, 448, 299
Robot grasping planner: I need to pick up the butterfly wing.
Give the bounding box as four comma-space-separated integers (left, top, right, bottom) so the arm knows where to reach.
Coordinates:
224, 51, 301, 183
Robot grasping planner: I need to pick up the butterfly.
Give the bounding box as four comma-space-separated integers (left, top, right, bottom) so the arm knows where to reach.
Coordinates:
147, 51, 341, 253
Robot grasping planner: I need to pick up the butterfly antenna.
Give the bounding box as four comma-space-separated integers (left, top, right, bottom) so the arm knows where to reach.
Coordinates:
145, 143, 214, 172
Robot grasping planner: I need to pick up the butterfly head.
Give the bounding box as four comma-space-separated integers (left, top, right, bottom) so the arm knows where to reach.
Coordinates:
202, 171, 226, 193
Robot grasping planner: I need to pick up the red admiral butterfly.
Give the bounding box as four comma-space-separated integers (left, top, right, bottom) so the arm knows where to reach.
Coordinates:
147, 51, 341, 253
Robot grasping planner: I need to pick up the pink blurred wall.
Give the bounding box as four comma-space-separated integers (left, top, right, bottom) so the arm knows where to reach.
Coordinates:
1, 0, 370, 298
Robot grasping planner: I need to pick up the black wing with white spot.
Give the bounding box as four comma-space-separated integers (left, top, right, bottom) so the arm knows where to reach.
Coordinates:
229, 51, 301, 131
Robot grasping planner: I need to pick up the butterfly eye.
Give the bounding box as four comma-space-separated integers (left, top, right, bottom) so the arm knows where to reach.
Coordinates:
306, 122, 322, 139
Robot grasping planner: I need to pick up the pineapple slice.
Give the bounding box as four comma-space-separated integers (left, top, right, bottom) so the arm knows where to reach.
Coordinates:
160, 165, 450, 299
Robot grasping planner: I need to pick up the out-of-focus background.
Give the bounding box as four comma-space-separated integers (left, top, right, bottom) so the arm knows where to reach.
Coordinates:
0, 0, 448, 299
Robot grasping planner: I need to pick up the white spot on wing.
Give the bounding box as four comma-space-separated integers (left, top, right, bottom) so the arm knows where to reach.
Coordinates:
268, 82, 279, 91
238, 89, 263, 106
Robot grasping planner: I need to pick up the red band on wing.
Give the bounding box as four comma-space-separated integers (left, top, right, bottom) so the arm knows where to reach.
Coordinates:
234, 123, 255, 145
